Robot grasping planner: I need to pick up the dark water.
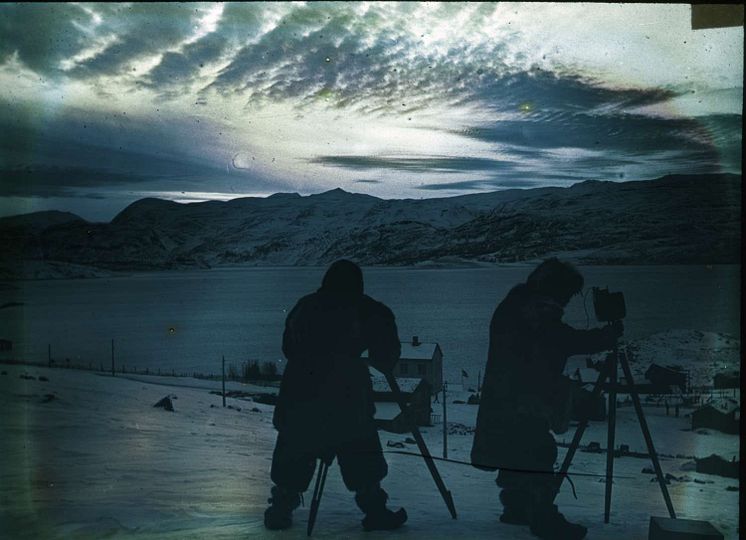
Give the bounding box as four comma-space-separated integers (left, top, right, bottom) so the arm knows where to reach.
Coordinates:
0, 265, 739, 382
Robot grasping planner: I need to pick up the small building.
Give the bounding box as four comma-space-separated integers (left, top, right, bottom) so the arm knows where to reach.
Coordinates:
370, 376, 433, 429
691, 399, 739, 434
695, 454, 739, 479
713, 371, 740, 390
0, 339, 12, 352
370, 375, 423, 400
395, 336, 443, 394
364, 336, 443, 394
645, 364, 687, 392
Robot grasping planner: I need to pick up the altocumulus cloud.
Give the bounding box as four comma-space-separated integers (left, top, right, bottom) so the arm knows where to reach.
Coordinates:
0, 2, 741, 211
1, 3, 710, 111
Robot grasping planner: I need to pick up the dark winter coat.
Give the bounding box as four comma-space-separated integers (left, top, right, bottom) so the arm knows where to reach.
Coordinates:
471, 283, 617, 470
272, 290, 400, 454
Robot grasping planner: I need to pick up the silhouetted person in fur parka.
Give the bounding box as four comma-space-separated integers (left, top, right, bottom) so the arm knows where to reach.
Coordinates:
265, 260, 407, 532
471, 258, 622, 540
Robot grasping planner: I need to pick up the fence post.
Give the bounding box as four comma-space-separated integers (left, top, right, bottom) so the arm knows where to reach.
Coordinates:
222, 355, 226, 408
442, 381, 448, 459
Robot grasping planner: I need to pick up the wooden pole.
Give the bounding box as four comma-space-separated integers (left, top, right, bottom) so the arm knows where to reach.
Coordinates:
619, 349, 676, 519
384, 372, 457, 519
442, 381, 448, 459
604, 346, 618, 523
222, 355, 226, 407
111, 339, 115, 377
307, 459, 330, 536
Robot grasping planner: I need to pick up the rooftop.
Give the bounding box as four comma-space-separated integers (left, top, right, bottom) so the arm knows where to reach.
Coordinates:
362, 336, 441, 361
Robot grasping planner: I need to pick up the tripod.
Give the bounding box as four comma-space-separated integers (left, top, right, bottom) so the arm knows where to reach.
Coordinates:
305, 371, 458, 536
384, 372, 458, 519
555, 336, 676, 523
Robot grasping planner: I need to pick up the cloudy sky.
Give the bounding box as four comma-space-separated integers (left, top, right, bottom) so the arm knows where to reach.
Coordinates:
0, 2, 742, 221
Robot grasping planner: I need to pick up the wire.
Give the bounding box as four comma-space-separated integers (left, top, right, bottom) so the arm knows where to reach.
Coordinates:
377, 450, 635, 480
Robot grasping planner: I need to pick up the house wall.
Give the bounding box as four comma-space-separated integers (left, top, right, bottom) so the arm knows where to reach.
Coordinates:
396, 359, 442, 395
393, 345, 444, 395
692, 409, 739, 434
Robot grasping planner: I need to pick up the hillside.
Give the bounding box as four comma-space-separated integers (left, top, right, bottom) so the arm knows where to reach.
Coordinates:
0, 174, 740, 277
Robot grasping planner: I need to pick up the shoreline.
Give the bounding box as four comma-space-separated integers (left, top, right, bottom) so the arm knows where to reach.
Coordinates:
0, 260, 739, 283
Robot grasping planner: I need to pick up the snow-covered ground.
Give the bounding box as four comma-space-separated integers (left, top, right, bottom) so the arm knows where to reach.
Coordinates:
0, 331, 739, 539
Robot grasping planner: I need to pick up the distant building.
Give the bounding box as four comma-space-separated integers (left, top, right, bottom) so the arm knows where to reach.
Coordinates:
695, 454, 739, 479
396, 336, 443, 394
0, 339, 11, 352
374, 378, 433, 430
645, 364, 687, 392
691, 399, 739, 434
713, 371, 740, 390
364, 336, 443, 394
370, 375, 423, 399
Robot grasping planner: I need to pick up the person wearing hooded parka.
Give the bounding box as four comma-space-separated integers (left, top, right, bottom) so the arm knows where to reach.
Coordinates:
471, 258, 623, 540
264, 260, 407, 532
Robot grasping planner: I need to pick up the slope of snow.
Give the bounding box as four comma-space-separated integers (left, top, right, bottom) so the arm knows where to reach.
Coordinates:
566, 330, 741, 389
1, 360, 738, 539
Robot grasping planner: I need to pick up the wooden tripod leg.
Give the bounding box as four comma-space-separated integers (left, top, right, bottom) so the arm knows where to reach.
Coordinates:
556, 356, 614, 490
307, 459, 329, 536
384, 373, 458, 519
619, 348, 676, 519
604, 348, 618, 523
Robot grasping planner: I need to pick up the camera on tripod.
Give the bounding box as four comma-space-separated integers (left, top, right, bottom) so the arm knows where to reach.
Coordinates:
592, 287, 626, 323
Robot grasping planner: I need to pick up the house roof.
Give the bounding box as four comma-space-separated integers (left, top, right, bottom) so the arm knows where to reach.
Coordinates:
400, 342, 439, 360
646, 363, 686, 376
370, 374, 423, 393
695, 398, 740, 416
362, 341, 440, 361
714, 370, 740, 379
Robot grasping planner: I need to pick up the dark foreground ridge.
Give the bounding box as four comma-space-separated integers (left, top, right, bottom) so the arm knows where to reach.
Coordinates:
0, 173, 740, 278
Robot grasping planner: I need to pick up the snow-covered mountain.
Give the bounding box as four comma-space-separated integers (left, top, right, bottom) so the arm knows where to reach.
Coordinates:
1, 173, 740, 276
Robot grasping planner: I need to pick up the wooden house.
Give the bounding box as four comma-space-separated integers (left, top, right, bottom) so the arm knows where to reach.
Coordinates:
713, 371, 740, 389
695, 454, 739, 478
363, 336, 443, 394
395, 336, 443, 394
645, 364, 688, 392
691, 399, 739, 434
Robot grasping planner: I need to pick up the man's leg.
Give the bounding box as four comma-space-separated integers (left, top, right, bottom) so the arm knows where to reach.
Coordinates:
265, 433, 318, 530
336, 430, 407, 531
495, 423, 553, 526
496, 469, 532, 525
522, 429, 587, 540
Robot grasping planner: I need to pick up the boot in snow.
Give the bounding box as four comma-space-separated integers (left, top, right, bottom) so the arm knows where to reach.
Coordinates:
355, 484, 408, 532
362, 508, 408, 531
499, 489, 531, 525
264, 485, 301, 530
528, 504, 587, 540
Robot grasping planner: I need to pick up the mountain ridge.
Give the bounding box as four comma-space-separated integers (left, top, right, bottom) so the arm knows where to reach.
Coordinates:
0, 173, 740, 278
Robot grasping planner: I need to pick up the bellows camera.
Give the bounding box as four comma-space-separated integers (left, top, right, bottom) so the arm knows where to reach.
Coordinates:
592, 287, 626, 322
